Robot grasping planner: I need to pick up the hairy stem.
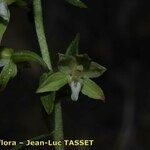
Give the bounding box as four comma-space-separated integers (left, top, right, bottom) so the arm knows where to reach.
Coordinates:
33, 0, 52, 70
54, 101, 64, 150
33, 0, 64, 150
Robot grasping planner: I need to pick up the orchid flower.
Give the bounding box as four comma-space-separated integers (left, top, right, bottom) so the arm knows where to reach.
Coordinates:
37, 34, 106, 102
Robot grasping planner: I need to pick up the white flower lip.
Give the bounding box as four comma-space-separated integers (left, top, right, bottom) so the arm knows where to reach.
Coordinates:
70, 81, 81, 101
0, 1, 10, 21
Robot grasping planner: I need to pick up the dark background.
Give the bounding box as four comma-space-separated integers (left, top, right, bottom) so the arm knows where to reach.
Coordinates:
0, 0, 150, 149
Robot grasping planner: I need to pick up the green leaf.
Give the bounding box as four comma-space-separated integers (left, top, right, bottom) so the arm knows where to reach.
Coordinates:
41, 92, 55, 115
12, 132, 54, 150
65, 0, 87, 8
37, 72, 68, 93
11, 50, 48, 70
39, 72, 53, 84
0, 61, 17, 89
39, 73, 55, 114
81, 78, 105, 101
65, 33, 80, 56
84, 61, 107, 78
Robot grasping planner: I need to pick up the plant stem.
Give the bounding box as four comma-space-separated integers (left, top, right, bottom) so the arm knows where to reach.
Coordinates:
33, 0, 64, 150
54, 101, 64, 150
33, 0, 52, 70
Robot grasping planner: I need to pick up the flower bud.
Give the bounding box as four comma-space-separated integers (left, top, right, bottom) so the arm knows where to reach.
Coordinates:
0, 48, 13, 59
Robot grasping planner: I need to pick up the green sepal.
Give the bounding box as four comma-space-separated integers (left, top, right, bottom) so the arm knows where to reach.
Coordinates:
81, 78, 105, 101
12, 132, 54, 150
65, 33, 80, 56
37, 72, 68, 93
40, 73, 55, 114
65, 0, 87, 8
0, 61, 17, 90
11, 50, 48, 70
83, 61, 107, 78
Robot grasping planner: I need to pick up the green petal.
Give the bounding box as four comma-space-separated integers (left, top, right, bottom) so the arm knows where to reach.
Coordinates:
65, 0, 87, 8
76, 54, 91, 70
0, 61, 17, 90
58, 53, 76, 74
83, 61, 107, 78
37, 72, 68, 93
81, 78, 105, 101
65, 33, 80, 56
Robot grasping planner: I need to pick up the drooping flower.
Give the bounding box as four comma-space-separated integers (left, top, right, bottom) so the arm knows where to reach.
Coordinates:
0, 47, 47, 90
37, 34, 107, 101
37, 53, 106, 101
